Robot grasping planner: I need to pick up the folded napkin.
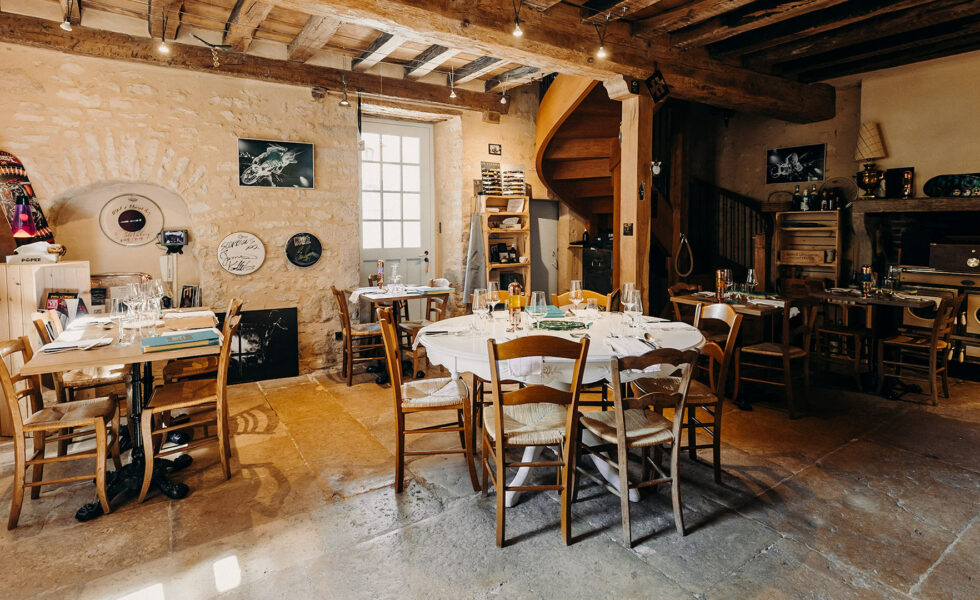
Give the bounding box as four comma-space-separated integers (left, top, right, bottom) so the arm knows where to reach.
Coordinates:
42, 337, 113, 353
693, 291, 716, 297
895, 293, 941, 308
65, 316, 112, 330
499, 356, 543, 378
606, 337, 655, 357
164, 310, 214, 319
543, 305, 565, 319
644, 322, 692, 330
349, 287, 379, 303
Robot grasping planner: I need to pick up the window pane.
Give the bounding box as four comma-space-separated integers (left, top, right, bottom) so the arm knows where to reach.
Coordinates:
402, 137, 420, 164
403, 165, 421, 192
403, 221, 421, 248
361, 133, 380, 161
403, 193, 420, 220
362, 221, 381, 249
383, 193, 401, 219
362, 192, 381, 220
382, 164, 401, 190
383, 221, 402, 248
361, 162, 380, 191
381, 134, 401, 162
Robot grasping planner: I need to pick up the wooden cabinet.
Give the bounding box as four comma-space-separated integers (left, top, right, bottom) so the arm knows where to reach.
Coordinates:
0, 260, 91, 435
480, 195, 531, 292
774, 211, 841, 286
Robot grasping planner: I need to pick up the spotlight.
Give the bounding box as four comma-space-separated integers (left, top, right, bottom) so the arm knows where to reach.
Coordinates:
596, 45, 608, 59
60, 18, 72, 32
158, 41, 170, 54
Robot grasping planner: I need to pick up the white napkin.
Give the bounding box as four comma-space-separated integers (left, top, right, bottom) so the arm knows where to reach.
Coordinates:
42, 337, 113, 353
606, 337, 653, 357
895, 293, 942, 308
500, 356, 543, 378
644, 322, 693, 330
433, 278, 450, 287
164, 310, 213, 319
349, 287, 379, 303
65, 316, 112, 330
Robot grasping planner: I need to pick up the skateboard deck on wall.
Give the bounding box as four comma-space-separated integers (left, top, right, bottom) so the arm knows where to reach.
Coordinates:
922, 173, 980, 198
0, 149, 55, 247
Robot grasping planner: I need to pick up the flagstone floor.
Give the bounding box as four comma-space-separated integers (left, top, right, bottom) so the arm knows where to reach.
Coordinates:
1, 367, 978, 599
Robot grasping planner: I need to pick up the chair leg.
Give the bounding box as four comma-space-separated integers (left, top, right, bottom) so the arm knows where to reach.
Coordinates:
30, 431, 46, 500
783, 357, 797, 419
395, 413, 406, 493
481, 433, 490, 497
687, 407, 697, 461
669, 441, 685, 537
876, 340, 886, 394
929, 352, 939, 407
345, 338, 353, 387
941, 355, 951, 399
110, 404, 122, 472
495, 443, 506, 547
216, 405, 231, 480
461, 402, 480, 493
138, 413, 155, 502
8, 439, 26, 529
618, 442, 632, 548
732, 349, 742, 406
712, 405, 723, 484
94, 421, 111, 516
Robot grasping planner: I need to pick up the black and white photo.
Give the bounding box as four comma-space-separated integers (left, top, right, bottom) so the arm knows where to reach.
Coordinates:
238, 138, 314, 188
766, 143, 825, 184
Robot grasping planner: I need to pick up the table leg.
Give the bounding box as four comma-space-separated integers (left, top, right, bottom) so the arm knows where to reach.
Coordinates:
582, 430, 641, 503
504, 446, 542, 508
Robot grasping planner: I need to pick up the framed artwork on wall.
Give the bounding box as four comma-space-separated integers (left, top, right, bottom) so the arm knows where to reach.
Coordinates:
488, 143, 502, 156
766, 144, 825, 184
238, 138, 314, 188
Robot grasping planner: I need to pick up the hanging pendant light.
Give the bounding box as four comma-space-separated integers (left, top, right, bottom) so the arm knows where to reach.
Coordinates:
500, 91, 508, 105
339, 74, 351, 107
512, 0, 524, 37
60, 1, 73, 31
594, 15, 610, 60
449, 66, 457, 99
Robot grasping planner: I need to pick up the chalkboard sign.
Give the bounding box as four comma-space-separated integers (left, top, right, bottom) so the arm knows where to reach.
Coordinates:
218, 232, 265, 275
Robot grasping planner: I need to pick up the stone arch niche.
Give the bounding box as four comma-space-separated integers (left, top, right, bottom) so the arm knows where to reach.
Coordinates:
46, 180, 202, 288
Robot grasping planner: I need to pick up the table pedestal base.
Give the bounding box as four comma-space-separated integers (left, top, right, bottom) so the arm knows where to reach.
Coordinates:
74, 454, 193, 521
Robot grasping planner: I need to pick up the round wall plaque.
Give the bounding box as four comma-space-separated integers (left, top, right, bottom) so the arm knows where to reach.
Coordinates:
217, 232, 265, 275
285, 232, 322, 267
99, 194, 163, 246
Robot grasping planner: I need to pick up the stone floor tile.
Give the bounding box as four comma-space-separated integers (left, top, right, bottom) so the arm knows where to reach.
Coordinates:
866, 409, 980, 474
910, 516, 980, 599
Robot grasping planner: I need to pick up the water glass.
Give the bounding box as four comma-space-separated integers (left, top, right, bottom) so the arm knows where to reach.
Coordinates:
487, 281, 500, 310
529, 291, 547, 327
117, 302, 138, 346
745, 269, 758, 294
569, 280, 584, 313
585, 298, 599, 324
625, 290, 642, 327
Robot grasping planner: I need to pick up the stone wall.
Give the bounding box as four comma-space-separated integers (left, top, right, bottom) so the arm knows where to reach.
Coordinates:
0, 42, 542, 372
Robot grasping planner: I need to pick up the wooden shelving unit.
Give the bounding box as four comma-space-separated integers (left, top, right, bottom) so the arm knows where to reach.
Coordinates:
479, 195, 531, 292
774, 211, 841, 285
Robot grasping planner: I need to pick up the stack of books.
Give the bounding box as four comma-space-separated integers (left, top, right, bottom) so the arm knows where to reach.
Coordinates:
141, 328, 220, 354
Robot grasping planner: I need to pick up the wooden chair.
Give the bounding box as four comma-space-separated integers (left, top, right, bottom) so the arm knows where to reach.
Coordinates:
492, 290, 528, 308
377, 307, 479, 493
397, 294, 447, 378
332, 286, 384, 386
552, 289, 611, 310
733, 299, 818, 418
607, 288, 622, 312
137, 315, 241, 502
1, 337, 121, 529
693, 302, 741, 349
162, 298, 244, 383
877, 295, 962, 406
667, 283, 701, 324
483, 335, 590, 547
813, 302, 871, 391
576, 349, 699, 546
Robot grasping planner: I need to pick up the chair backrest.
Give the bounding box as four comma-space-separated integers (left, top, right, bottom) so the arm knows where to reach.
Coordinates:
0, 337, 44, 438
607, 288, 622, 312
486, 335, 590, 443
780, 298, 819, 352
425, 295, 447, 322
223, 298, 245, 337
551, 289, 608, 310
614, 349, 698, 410
331, 286, 354, 333
932, 295, 963, 347
667, 283, 701, 323
694, 303, 743, 351
494, 290, 528, 308
31, 309, 63, 345
697, 342, 729, 396
216, 314, 242, 406
376, 306, 407, 415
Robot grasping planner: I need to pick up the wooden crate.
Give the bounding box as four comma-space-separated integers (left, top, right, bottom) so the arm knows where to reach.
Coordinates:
773, 211, 842, 285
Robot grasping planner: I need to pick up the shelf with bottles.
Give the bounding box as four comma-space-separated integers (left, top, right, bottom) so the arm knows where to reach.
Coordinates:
479, 194, 531, 292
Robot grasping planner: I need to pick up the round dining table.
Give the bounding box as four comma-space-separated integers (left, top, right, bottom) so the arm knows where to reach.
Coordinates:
417, 311, 704, 505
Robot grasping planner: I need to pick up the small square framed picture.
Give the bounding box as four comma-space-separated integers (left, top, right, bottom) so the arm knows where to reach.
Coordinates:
488, 143, 502, 156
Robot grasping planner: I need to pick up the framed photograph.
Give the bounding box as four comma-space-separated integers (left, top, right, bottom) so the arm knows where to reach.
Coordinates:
488, 143, 502, 156
766, 144, 825, 184
238, 138, 314, 188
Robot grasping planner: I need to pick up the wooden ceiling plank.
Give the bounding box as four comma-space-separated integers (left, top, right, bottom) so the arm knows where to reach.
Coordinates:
404, 44, 459, 79
524, 0, 564, 10
632, 0, 756, 36
224, 0, 276, 53
582, 1, 667, 25
451, 56, 505, 84
744, 0, 980, 69
0, 12, 509, 114
485, 65, 541, 92
352, 32, 408, 71
710, 0, 936, 59
267, 0, 835, 123
671, 0, 847, 49
60, 0, 82, 25
149, 0, 183, 41
287, 15, 343, 62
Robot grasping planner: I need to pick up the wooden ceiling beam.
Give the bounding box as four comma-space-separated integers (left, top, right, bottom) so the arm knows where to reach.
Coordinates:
582, 1, 667, 25
451, 56, 505, 84
632, 0, 756, 36
149, 0, 183, 41
404, 45, 459, 79
223, 1, 275, 53
269, 0, 835, 123
287, 15, 343, 62
0, 12, 509, 114
710, 0, 935, 59
60, 0, 82, 25
485, 65, 541, 92
744, 0, 980, 70
524, 1, 564, 11
671, 0, 847, 49
352, 32, 407, 71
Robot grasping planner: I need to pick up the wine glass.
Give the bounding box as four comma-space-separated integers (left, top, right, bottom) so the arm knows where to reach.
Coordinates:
569, 280, 584, 314
528, 291, 547, 328
487, 281, 500, 311
623, 282, 636, 300
585, 297, 599, 325
745, 269, 758, 295
471, 289, 487, 333
625, 290, 642, 329
723, 269, 734, 299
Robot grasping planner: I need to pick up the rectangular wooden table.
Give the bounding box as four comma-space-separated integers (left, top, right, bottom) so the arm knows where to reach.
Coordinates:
813, 290, 936, 309
671, 293, 786, 317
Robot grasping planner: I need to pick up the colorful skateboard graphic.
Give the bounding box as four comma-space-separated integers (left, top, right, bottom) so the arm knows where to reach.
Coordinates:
0, 150, 54, 244
922, 173, 980, 198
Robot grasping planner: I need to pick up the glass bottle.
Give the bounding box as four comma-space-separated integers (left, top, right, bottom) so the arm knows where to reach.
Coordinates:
507, 281, 523, 330
376, 259, 384, 289
791, 184, 802, 211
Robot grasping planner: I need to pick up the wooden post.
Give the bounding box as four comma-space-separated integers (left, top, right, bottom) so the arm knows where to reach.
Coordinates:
752, 233, 767, 292
617, 93, 654, 310
668, 104, 690, 287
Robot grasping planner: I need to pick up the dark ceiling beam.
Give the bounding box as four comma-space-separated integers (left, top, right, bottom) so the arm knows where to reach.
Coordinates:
485, 65, 541, 92
632, 0, 756, 36
582, 1, 667, 25
223, 0, 275, 52
352, 32, 407, 71
404, 44, 459, 79
149, 0, 183, 41
671, 0, 847, 49
451, 56, 506, 84
0, 12, 510, 114
287, 15, 343, 62
743, 0, 980, 70
710, 0, 937, 59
